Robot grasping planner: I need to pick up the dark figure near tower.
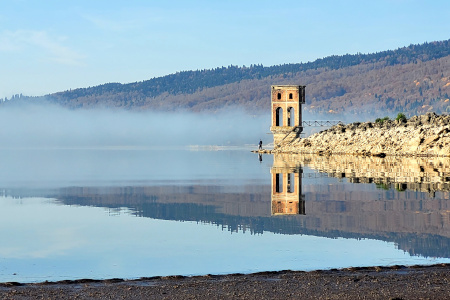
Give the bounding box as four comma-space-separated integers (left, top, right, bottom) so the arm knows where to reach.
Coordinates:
259, 140, 263, 150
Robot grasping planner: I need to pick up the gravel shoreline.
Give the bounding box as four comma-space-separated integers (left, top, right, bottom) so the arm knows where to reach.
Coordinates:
1, 264, 449, 299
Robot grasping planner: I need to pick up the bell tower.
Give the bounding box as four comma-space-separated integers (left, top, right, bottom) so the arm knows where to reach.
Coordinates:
270, 85, 305, 146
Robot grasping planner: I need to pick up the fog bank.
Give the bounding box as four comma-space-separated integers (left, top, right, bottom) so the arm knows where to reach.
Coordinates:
0, 104, 269, 148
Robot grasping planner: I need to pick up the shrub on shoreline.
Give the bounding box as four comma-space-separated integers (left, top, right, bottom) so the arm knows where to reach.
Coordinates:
375, 116, 390, 124
396, 113, 407, 122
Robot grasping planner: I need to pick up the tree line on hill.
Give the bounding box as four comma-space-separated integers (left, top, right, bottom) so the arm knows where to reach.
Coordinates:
2, 39, 450, 117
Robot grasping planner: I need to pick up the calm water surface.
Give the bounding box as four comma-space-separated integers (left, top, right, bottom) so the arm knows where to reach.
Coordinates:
0, 149, 449, 283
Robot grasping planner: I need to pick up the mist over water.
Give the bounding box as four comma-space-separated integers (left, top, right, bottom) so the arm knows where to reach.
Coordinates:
0, 103, 384, 186
0, 104, 269, 148
0, 102, 386, 148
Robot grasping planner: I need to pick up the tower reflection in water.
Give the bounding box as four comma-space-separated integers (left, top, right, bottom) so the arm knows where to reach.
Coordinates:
271, 154, 306, 215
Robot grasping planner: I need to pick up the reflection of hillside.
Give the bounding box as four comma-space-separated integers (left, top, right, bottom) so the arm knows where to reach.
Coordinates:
3, 155, 449, 259
54, 185, 272, 218
51, 185, 449, 258
304, 185, 450, 238
293, 154, 450, 193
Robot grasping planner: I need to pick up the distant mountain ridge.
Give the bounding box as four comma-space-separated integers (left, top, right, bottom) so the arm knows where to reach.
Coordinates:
3, 39, 450, 116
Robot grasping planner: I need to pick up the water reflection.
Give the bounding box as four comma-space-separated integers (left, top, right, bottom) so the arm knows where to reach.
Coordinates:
298, 154, 450, 194
2, 154, 450, 260
272, 154, 450, 258
271, 154, 305, 215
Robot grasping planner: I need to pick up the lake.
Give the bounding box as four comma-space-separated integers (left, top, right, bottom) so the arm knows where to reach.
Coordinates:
0, 148, 449, 283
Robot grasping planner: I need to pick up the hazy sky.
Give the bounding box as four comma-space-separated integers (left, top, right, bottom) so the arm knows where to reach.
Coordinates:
1, 0, 449, 99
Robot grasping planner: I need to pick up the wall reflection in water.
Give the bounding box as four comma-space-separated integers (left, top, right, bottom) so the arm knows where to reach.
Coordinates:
298, 154, 450, 195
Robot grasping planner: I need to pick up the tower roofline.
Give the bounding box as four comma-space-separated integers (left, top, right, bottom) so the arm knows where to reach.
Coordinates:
271, 85, 305, 88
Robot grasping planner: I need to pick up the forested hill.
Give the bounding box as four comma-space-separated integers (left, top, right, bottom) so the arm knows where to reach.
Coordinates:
4, 39, 450, 116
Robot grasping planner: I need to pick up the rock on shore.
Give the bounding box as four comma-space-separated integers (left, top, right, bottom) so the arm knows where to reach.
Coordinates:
271, 112, 450, 157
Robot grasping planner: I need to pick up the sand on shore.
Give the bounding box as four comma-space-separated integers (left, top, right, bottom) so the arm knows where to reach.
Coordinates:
1, 264, 449, 299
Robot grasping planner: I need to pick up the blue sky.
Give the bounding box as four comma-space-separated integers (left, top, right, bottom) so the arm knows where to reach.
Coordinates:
1, 0, 449, 99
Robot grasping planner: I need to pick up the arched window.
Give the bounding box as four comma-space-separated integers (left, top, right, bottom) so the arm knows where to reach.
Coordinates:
275, 173, 283, 193
289, 93, 293, 99
287, 173, 295, 193
277, 93, 281, 100
276, 107, 283, 126
287, 107, 295, 126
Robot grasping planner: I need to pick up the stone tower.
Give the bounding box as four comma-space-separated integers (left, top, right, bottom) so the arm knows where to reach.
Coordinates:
270, 85, 305, 146
271, 154, 305, 215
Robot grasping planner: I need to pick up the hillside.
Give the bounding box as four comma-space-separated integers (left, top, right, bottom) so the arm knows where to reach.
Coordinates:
3, 39, 450, 117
